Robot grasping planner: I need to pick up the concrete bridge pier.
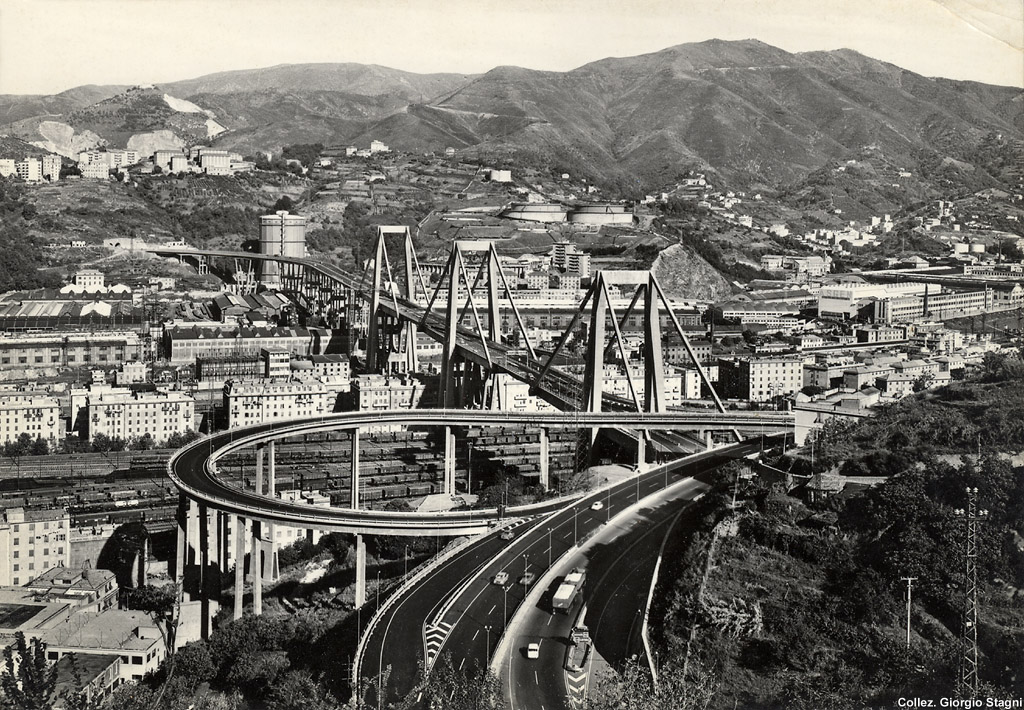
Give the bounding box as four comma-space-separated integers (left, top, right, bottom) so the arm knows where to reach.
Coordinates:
174, 497, 221, 644
443, 426, 457, 494
636, 432, 647, 472
351, 428, 360, 509
266, 441, 277, 580
355, 534, 367, 608
233, 514, 247, 620
251, 520, 263, 615
539, 427, 550, 489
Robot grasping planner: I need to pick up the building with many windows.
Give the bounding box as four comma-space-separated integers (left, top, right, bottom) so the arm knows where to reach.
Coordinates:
0, 331, 145, 370
85, 388, 194, 444
163, 325, 325, 364
717, 356, 803, 402
223, 378, 336, 429
0, 393, 61, 446
37, 609, 166, 684
25, 567, 118, 613
0, 507, 72, 587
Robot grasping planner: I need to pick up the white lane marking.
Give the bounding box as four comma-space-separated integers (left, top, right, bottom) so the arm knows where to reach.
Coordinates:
546, 615, 553, 626
459, 657, 466, 671
534, 670, 539, 685
488, 604, 496, 615
472, 629, 479, 641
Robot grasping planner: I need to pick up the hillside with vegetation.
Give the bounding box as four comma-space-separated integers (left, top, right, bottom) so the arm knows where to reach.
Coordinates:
637, 355, 1024, 709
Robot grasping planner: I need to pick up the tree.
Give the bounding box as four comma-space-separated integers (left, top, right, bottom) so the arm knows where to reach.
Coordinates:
266, 670, 341, 710
422, 654, 503, 710
274, 196, 295, 212
0, 633, 56, 709
30, 436, 49, 456
586, 655, 716, 710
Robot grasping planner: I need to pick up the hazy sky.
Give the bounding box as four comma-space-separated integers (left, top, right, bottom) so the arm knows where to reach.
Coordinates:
1, 0, 1021, 94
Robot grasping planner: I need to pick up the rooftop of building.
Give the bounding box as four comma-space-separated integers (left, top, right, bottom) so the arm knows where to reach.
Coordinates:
26, 567, 116, 595
165, 325, 314, 339
37, 610, 162, 652
3, 507, 70, 524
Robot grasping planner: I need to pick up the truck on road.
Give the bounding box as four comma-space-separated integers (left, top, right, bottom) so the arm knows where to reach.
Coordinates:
552, 567, 586, 613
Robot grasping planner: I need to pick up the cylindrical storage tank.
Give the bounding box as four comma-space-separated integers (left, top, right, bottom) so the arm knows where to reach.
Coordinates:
501, 203, 568, 223
567, 204, 634, 225
259, 210, 307, 285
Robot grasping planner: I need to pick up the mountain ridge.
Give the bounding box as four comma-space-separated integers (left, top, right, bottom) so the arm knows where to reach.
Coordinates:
1, 40, 1020, 194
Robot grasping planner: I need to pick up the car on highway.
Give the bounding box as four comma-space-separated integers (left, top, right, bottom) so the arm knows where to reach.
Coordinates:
590, 501, 604, 511
519, 572, 536, 586
500, 529, 515, 540
526, 642, 540, 659
493, 571, 509, 586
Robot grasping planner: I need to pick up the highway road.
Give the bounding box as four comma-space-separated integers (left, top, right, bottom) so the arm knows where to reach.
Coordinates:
169, 409, 792, 535
505, 478, 708, 710
357, 437, 778, 708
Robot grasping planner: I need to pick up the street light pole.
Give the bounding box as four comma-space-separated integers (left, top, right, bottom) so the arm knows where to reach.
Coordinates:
468, 441, 473, 494
573, 508, 578, 546
547, 528, 552, 567
404, 545, 409, 578
484, 624, 492, 665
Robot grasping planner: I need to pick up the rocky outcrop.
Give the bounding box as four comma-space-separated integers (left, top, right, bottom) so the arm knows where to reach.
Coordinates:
650, 243, 733, 300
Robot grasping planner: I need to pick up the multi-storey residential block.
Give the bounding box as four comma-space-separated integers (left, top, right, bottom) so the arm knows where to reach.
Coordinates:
0, 507, 72, 586
717, 356, 803, 402
0, 159, 15, 177
352, 374, 427, 411
75, 269, 105, 290
15, 158, 42, 182
41, 154, 62, 181
224, 378, 336, 429
86, 389, 194, 443
551, 242, 591, 275
0, 393, 61, 446
80, 162, 110, 179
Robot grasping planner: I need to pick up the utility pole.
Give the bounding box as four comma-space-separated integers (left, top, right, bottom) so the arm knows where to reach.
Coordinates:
901, 576, 917, 647
955, 487, 988, 699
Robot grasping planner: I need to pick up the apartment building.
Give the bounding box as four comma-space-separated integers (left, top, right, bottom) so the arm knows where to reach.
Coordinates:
15, 158, 42, 182
551, 242, 591, 276
86, 388, 195, 443
717, 356, 803, 402
0, 393, 61, 446
663, 337, 713, 365
0, 159, 14, 177
80, 163, 110, 179
223, 378, 336, 429
41, 155, 62, 181
352, 374, 428, 411
0, 507, 72, 586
